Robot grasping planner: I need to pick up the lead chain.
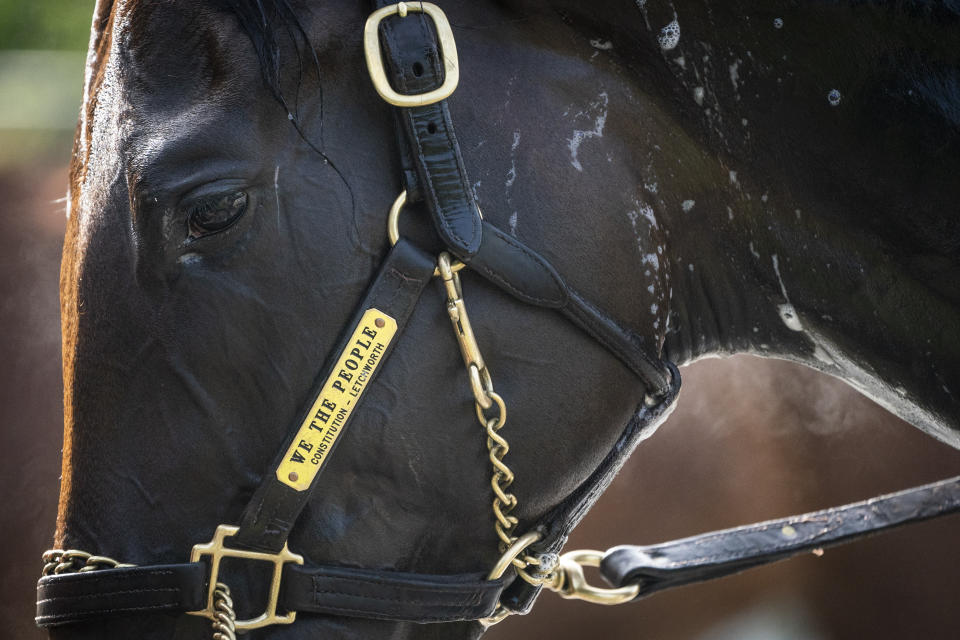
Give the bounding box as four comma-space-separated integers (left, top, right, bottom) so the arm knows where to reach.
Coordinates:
41, 549, 134, 575
40, 549, 236, 639
210, 583, 238, 640
437, 254, 543, 574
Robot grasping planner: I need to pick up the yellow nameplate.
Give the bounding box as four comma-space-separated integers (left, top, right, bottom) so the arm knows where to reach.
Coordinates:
276, 308, 397, 491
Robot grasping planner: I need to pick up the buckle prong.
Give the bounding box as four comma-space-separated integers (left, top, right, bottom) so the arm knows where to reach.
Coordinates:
188, 525, 304, 631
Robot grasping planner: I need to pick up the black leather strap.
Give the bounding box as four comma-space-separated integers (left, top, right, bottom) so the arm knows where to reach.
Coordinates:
600, 474, 960, 599
282, 565, 502, 622
36, 562, 503, 626
467, 221, 673, 396
36, 563, 206, 627
375, 0, 483, 256
232, 239, 437, 553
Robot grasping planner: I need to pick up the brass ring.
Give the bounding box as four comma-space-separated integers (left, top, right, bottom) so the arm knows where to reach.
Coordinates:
480, 530, 543, 627
476, 390, 506, 427
386, 191, 466, 277
488, 530, 542, 581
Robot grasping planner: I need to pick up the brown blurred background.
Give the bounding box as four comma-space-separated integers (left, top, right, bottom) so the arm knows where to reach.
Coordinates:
2, 3, 958, 639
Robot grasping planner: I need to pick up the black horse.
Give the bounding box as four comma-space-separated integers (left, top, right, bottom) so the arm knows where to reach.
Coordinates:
49, 0, 958, 638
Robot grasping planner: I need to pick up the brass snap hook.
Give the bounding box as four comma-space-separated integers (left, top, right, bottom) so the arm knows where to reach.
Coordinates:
553, 549, 641, 605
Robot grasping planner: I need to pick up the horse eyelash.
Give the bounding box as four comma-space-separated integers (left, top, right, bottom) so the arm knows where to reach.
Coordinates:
187, 199, 215, 215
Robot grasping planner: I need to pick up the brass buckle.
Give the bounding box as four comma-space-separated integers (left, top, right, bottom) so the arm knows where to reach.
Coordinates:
188, 524, 304, 631
364, 2, 460, 107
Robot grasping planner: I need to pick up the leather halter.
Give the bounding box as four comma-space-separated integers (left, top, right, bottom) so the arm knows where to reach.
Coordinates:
37, 2, 960, 633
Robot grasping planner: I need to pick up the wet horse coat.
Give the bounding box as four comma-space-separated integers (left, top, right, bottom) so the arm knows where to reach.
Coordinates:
53, 0, 959, 638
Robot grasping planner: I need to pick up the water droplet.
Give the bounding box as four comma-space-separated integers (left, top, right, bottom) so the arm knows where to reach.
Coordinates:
827, 89, 842, 106
773, 17, 784, 29
658, 20, 681, 51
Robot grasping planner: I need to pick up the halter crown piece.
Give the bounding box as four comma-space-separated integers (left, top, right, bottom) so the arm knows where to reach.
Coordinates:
37, 4, 960, 637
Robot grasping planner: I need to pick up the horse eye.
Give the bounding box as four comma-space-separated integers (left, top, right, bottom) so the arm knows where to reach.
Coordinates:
186, 191, 248, 238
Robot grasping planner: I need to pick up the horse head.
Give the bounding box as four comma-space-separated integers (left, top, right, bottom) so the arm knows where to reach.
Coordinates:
50, 0, 958, 638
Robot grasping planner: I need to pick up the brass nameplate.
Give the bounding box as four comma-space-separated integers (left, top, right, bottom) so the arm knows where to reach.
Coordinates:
276, 308, 397, 491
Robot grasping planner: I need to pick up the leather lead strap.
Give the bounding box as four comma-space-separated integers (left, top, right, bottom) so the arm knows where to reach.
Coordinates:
232, 239, 436, 553
600, 475, 960, 598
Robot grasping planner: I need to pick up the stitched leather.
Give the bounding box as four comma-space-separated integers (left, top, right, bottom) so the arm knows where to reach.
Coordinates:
375, 0, 483, 256
35, 562, 505, 626
232, 239, 437, 553
466, 221, 673, 396
560, 288, 671, 396
600, 475, 960, 599
467, 222, 567, 308
282, 565, 503, 622
35, 563, 206, 627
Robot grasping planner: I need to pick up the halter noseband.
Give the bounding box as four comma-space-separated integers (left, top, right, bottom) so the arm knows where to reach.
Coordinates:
37, 3, 960, 637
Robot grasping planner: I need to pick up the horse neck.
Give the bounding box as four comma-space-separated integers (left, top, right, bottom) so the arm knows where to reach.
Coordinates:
647, 143, 960, 448
545, 0, 960, 448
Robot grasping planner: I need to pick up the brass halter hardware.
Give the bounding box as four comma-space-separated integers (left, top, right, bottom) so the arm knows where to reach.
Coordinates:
188, 524, 304, 631
479, 536, 642, 626
363, 2, 460, 107
41, 549, 133, 575
387, 190, 468, 276
552, 550, 641, 605
480, 530, 542, 627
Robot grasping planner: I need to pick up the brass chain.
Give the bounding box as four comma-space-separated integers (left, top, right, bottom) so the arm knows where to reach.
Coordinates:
41, 549, 134, 575
437, 253, 548, 577
210, 582, 237, 640
40, 549, 236, 638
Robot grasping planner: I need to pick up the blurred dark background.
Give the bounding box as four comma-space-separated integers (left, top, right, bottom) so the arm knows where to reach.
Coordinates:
2, 2, 958, 639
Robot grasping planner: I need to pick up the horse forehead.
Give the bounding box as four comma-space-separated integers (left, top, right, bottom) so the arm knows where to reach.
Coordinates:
118, 1, 260, 113
78, 1, 268, 198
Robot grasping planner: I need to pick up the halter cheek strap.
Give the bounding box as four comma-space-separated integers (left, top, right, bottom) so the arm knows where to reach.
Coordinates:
231, 238, 436, 554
